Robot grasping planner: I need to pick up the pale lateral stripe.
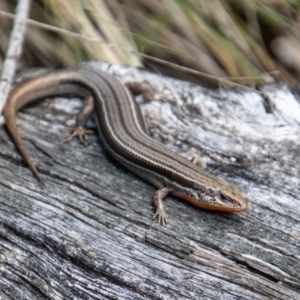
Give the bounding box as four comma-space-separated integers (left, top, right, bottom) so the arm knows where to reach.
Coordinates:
68, 70, 201, 186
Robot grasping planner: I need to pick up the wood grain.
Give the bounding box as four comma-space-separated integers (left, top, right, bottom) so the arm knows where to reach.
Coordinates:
0, 62, 299, 299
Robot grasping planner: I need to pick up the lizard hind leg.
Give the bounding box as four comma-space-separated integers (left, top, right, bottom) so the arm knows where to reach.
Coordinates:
61, 95, 95, 146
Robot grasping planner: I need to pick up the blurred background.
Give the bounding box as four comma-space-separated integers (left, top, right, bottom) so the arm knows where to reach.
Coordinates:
1, 0, 300, 88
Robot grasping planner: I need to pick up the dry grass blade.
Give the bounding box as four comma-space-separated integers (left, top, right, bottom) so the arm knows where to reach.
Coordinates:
0, 0, 30, 115
0, 0, 300, 87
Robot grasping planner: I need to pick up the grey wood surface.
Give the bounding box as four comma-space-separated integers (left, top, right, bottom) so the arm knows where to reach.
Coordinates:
0, 62, 299, 299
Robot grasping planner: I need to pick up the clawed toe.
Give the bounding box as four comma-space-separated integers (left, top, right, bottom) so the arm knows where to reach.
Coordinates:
61, 126, 93, 146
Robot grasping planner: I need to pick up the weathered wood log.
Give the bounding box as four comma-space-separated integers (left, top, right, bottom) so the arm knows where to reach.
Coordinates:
0, 62, 299, 299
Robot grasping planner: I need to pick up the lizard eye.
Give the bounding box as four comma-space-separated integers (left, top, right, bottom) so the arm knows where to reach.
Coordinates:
213, 189, 228, 204
196, 191, 205, 200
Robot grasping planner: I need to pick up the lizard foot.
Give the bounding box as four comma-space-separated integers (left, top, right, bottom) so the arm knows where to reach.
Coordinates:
61, 126, 93, 146
153, 209, 168, 225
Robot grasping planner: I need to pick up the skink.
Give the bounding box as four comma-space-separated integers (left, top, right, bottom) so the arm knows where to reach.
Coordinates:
3, 65, 248, 224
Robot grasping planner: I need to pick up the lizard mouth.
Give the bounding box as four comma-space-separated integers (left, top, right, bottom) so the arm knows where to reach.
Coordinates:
174, 191, 248, 212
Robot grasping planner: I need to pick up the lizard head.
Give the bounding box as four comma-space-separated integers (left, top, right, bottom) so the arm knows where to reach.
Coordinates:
173, 180, 248, 212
